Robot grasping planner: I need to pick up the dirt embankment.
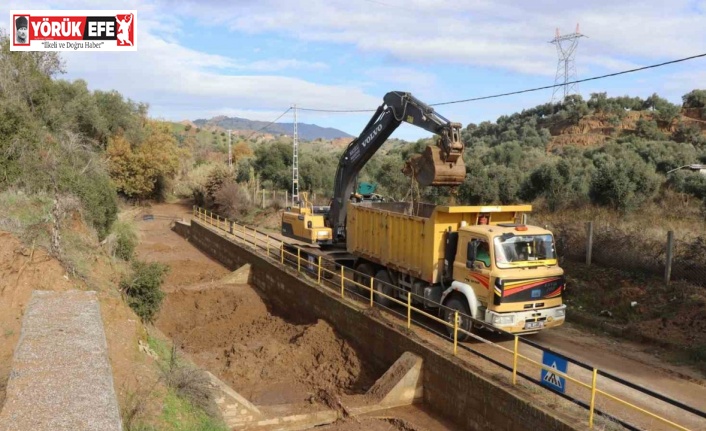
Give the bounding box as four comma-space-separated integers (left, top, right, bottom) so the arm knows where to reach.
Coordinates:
0, 229, 160, 419
156, 283, 375, 406
137, 202, 376, 407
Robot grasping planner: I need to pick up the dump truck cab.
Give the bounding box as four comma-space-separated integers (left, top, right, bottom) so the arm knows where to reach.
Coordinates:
449, 223, 566, 334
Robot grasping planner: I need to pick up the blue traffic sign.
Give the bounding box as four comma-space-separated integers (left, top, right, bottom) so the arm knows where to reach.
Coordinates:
541, 351, 568, 394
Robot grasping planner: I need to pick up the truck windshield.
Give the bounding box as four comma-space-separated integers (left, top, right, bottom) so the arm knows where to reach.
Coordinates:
493, 234, 557, 268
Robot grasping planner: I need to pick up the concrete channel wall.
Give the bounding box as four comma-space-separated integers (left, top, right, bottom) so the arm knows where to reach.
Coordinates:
175, 220, 582, 431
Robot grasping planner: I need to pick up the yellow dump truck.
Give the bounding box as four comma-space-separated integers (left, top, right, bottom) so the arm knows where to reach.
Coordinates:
346, 202, 566, 338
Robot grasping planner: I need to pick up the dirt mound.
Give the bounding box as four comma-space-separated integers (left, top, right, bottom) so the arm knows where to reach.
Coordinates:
156, 283, 374, 406
315, 417, 424, 431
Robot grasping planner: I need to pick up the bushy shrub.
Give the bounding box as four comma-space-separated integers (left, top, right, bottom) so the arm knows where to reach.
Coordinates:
589, 152, 660, 212
214, 181, 253, 217
682, 90, 706, 109
120, 260, 169, 323
111, 220, 138, 260
59, 168, 118, 240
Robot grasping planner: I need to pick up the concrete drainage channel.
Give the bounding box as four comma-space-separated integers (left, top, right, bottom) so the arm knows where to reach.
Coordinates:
172, 220, 582, 431
157, 265, 429, 431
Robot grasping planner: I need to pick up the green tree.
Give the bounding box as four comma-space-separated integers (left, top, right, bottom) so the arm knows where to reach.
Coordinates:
589, 152, 660, 212
635, 118, 667, 140
253, 141, 292, 190
682, 89, 706, 108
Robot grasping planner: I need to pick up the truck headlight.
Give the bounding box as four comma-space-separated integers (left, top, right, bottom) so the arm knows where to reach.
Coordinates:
493, 315, 515, 325
317, 230, 329, 237
555, 308, 566, 317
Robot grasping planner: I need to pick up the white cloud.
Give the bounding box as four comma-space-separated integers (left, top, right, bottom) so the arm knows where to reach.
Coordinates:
236, 59, 329, 72
364, 67, 437, 93
59, 28, 378, 119
170, 0, 706, 76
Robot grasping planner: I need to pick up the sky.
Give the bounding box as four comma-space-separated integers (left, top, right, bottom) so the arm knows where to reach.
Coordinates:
3, 0, 706, 141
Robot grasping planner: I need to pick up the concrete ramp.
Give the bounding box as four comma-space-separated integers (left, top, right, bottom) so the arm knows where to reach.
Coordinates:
220, 352, 423, 430
221, 263, 252, 285
0, 290, 122, 431
364, 351, 423, 408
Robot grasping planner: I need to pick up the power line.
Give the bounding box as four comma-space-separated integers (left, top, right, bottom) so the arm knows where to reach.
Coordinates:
298, 107, 376, 113
430, 53, 706, 107
242, 107, 292, 139
295, 53, 706, 112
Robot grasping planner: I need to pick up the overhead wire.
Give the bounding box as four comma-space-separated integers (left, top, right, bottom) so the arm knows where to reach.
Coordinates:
242, 107, 293, 139
294, 53, 706, 113
429, 53, 706, 107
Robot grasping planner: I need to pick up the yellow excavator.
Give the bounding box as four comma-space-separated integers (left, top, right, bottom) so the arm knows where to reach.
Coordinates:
281, 192, 333, 244
281, 91, 466, 246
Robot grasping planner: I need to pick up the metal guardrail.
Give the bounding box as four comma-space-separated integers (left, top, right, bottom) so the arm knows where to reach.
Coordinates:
192, 206, 705, 431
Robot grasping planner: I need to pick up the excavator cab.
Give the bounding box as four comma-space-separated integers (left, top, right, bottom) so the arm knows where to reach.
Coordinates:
402, 122, 466, 187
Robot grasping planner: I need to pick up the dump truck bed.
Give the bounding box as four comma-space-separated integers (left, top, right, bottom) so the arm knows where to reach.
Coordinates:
346, 202, 531, 283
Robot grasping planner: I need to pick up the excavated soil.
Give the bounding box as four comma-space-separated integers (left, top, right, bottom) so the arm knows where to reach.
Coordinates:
137, 203, 377, 407
156, 283, 375, 405
315, 417, 423, 431
139, 202, 456, 430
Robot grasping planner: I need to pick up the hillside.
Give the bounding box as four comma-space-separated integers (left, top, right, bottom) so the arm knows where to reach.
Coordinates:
545, 107, 706, 150
192, 116, 353, 141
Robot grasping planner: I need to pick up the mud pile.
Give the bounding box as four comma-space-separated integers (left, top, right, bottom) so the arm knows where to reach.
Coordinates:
156, 283, 375, 405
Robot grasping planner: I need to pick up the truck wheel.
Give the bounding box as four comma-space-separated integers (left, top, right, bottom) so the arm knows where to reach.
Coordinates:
373, 270, 395, 308
445, 297, 473, 342
353, 263, 374, 296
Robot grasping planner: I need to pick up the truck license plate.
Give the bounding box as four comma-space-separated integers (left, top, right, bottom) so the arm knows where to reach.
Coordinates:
525, 321, 544, 330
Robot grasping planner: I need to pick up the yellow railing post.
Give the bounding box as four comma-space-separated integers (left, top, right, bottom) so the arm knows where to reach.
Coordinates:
512, 335, 519, 385
589, 368, 598, 428
453, 311, 459, 355
317, 256, 322, 284
369, 277, 374, 307
407, 292, 412, 329
340, 266, 345, 298
297, 248, 301, 272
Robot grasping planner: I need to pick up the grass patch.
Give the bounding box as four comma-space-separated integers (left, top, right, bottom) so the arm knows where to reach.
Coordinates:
147, 334, 170, 360
161, 390, 228, 431
135, 333, 225, 430
0, 190, 53, 241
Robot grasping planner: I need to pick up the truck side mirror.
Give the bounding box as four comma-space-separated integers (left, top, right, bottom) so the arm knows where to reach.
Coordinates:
466, 240, 478, 269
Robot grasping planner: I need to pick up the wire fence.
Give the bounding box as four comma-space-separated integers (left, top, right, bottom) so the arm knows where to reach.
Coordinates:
192, 206, 706, 431
537, 218, 706, 286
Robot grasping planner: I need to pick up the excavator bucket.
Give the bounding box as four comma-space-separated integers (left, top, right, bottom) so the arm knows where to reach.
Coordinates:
403, 145, 466, 187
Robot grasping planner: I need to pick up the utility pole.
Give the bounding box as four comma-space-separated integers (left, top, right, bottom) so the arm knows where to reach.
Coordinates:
292, 104, 299, 205
227, 129, 232, 170
550, 24, 587, 103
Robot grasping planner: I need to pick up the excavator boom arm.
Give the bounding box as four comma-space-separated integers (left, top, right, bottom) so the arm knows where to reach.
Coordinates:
327, 91, 465, 241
